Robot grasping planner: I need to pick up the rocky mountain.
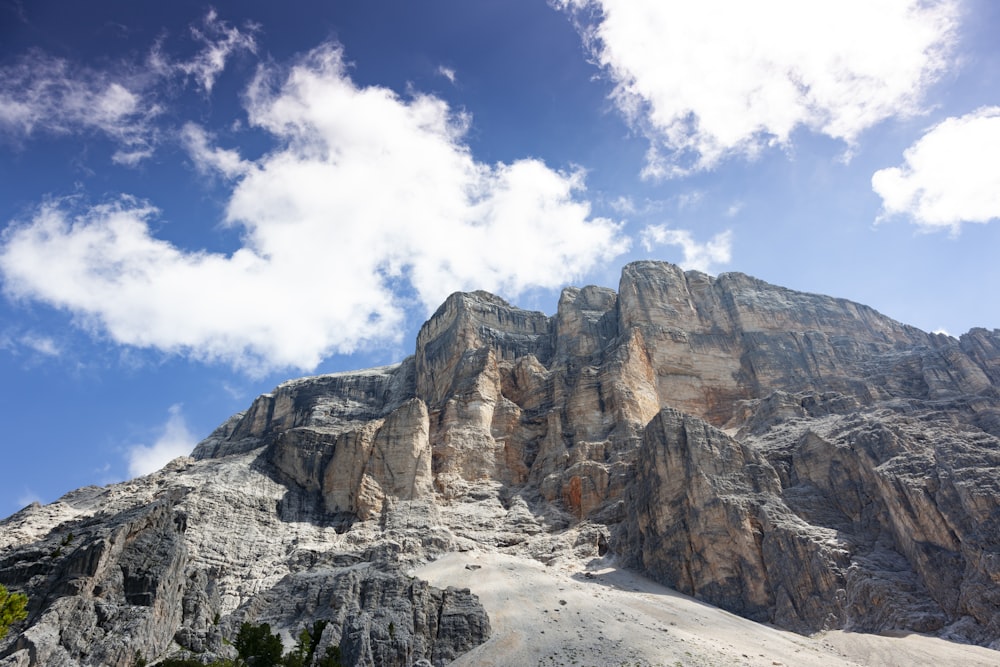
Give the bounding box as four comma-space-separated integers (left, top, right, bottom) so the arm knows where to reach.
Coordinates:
1, 260, 999, 666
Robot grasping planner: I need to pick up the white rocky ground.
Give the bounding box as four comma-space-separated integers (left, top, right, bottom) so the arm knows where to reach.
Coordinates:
416, 551, 1000, 667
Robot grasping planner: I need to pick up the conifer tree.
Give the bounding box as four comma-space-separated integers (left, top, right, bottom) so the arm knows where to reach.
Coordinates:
0, 584, 28, 639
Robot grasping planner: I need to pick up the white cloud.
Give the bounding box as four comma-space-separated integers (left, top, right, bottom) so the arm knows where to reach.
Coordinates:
559, 0, 958, 177
0, 44, 628, 374
20, 334, 60, 357
127, 404, 197, 478
608, 195, 636, 215
176, 9, 258, 94
725, 202, 744, 218
676, 191, 704, 210
640, 225, 732, 273
871, 107, 1000, 232
0, 329, 62, 359
180, 123, 250, 178
437, 65, 457, 85
0, 11, 255, 163
0, 53, 159, 161
0, 329, 64, 366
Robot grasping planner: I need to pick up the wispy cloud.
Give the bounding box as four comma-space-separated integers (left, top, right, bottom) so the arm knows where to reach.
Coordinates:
640, 225, 732, 273
174, 9, 258, 93
559, 0, 958, 177
20, 333, 60, 357
0, 329, 63, 359
126, 404, 196, 477
0, 52, 160, 163
437, 65, 457, 85
180, 122, 250, 178
0, 44, 628, 374
725, 202, 744, 218
16, 489, 42, 508
0, 11, 256, 164
676, 190, 704, 210
872, 106, 1000, 233
607, 195, 636, 215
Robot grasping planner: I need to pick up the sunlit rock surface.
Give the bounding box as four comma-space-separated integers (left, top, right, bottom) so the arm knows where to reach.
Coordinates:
2, 260, 999, 665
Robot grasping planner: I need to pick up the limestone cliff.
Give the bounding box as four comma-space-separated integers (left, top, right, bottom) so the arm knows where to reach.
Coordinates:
1, 261, 999, 666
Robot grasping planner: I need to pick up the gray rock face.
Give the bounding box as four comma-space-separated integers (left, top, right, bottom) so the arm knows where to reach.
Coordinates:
223, 566, 488, 667
0, 492, 189, 666
2, 260, 1000, 665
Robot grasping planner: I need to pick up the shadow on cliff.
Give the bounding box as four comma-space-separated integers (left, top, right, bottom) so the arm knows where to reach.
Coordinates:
249, 449, 359, 533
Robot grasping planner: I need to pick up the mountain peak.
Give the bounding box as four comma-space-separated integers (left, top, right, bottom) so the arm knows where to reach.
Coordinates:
3, 261, 1000, 665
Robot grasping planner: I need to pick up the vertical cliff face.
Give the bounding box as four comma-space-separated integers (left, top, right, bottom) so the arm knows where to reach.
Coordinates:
616, 261, 939, 424
2, 261, 1000, 666
415, 290, 553, 407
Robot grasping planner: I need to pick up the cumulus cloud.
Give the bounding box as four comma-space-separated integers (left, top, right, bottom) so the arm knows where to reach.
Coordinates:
127, 404, 196, 477
559, 0, 958, 177
0, 44, 627, 373
640, 225, 732, 273
872, 107, 1000, 232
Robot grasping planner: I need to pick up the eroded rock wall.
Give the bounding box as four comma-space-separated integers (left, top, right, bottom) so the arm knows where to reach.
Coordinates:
3, 261, 1000, 665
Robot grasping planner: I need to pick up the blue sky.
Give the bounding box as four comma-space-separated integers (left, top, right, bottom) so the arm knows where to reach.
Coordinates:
2, 0, 999, 515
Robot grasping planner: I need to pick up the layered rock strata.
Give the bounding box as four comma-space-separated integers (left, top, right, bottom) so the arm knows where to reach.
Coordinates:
2, 260, 999, 666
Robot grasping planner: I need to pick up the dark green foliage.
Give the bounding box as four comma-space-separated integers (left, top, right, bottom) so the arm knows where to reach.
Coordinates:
281, 619, 332, 667
0, 584, 28, 639
315, 645, 343, 667
235, 621, 284, 666
158, 658, 235, 667
281, 628, 309, 667
149, 620, 342, 667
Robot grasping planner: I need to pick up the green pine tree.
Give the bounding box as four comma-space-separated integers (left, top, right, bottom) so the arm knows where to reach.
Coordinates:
234, 621, 283, 666
0, 584, 28, 640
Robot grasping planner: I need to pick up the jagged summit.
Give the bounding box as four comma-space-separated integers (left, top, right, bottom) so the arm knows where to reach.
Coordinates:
2, 261, 1000, 666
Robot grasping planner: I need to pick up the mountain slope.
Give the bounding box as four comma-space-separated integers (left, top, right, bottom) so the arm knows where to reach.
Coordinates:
2, 261, 998, 666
